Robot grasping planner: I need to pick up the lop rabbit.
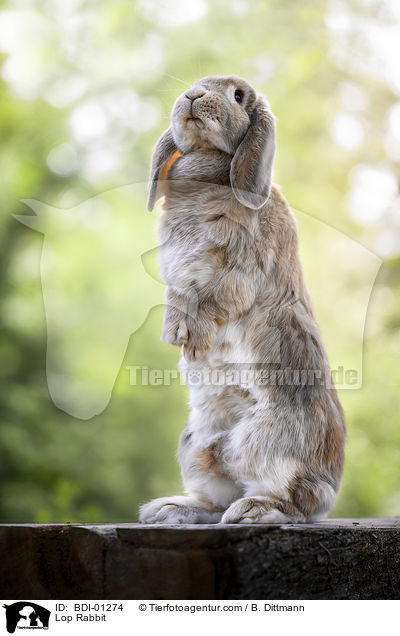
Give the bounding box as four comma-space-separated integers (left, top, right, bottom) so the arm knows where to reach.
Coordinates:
140, 75, 346, 524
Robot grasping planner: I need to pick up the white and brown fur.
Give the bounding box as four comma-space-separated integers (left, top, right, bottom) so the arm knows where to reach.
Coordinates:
140, 75, 346, 524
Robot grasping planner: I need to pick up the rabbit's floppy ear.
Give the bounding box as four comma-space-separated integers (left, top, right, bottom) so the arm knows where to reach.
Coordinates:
230, 97, 276, 210
147, 128, 181, 212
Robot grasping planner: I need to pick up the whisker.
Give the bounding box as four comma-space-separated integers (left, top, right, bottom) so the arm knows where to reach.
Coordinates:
163, 72, 191, 87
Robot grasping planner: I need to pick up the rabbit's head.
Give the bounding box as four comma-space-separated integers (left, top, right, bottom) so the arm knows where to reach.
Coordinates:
148, 75, 276, 211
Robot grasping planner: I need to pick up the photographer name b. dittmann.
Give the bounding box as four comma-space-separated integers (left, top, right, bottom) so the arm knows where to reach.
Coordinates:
262, 604, 305, 612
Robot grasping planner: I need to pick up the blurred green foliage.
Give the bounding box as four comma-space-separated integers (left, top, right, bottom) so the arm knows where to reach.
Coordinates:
0, 0, 399, 522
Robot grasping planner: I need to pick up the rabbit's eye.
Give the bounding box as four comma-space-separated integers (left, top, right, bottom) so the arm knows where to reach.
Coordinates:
234, 89, 243, 103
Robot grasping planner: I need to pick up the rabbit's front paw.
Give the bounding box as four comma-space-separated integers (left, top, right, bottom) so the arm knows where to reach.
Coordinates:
183, 320, 217, 362
161, 317, 188, 346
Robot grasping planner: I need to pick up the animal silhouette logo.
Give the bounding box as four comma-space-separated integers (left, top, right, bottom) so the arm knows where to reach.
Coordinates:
2, 602, 50, 633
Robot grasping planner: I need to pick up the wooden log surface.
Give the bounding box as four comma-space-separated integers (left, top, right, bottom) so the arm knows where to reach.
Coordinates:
0, 519, 399, 600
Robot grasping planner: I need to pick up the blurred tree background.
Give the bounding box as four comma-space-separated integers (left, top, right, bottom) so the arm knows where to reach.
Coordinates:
0, 0, 399, 522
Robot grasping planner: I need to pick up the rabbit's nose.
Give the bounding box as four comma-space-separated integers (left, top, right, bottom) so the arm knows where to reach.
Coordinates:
185, 88, 205, 101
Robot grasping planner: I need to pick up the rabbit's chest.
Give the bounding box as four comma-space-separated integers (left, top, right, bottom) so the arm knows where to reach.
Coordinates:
163, 242, 214, 289
159, 213, 227, 291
